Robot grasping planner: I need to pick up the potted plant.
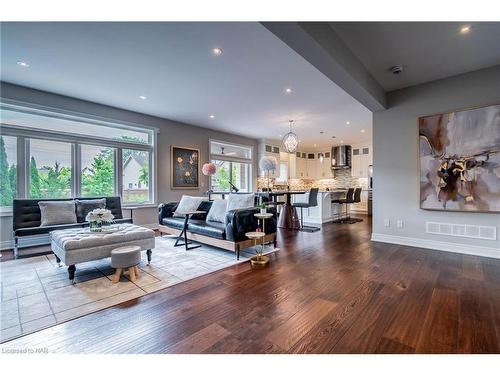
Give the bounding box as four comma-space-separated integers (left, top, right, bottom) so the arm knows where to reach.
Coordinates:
259, 203, 267, 214
86, 208, 115, 232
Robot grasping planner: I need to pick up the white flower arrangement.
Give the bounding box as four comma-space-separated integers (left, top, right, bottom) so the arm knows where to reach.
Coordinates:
86, 208, 115, 224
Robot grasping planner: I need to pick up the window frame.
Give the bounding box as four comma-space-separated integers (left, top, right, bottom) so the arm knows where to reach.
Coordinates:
209, 139, 253, 192
0, 101, 157, 211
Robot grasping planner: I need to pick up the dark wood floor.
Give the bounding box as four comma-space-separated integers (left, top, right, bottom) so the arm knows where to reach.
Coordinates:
2, 217, 500, 353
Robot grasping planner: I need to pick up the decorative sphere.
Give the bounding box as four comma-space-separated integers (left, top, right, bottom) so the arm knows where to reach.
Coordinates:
202, 162, 217, 176
259, 156, 277, 172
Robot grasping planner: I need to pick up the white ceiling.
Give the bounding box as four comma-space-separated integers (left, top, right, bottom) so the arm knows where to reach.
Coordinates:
0, 22, 372, 149
331, 22, 500, 91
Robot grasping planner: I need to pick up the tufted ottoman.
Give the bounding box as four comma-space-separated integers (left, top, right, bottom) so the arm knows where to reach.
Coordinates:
111, 246, 141, 283
50, 224, 155, 284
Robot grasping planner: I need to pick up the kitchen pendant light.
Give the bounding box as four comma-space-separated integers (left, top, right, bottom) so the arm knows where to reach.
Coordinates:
282, 120, 299, 153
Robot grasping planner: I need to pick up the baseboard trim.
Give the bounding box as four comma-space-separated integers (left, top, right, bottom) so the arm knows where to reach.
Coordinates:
371, 233, 500, 259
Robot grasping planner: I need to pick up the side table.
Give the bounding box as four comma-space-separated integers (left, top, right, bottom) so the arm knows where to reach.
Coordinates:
174, 210, 205, 250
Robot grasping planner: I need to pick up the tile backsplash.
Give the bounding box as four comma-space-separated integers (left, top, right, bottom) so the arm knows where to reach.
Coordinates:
257, 169, 368, 191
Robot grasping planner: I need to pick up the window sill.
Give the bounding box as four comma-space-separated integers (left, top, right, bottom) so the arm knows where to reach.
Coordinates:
122, 203, 158, 209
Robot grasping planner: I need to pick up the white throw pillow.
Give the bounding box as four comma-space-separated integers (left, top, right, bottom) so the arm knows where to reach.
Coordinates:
226, 193, 255, 212
206, 199, 228, 223
174, 195, 206, 216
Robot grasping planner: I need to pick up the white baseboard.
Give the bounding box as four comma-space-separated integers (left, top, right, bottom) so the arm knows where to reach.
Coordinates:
371, 233, 500, 259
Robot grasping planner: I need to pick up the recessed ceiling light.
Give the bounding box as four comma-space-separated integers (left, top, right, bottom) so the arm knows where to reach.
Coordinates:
346, 121, 350, 125
460, 25, 471, 34
313, 144, 317, 148
17, 61, 30, 67
340, 140, 344, 143
285, 88, 293, 94
361, 129, 366, 133
209, 114, 215, 119
279, 134, 282, 137
139, 95, 147, 100
320, 131, 324, 134
212, 47, 223, 56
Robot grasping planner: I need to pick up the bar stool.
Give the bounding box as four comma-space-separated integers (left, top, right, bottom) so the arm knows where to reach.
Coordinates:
345, 188, 363, 224
292, 188, 320, 232
332, 188, 354, 223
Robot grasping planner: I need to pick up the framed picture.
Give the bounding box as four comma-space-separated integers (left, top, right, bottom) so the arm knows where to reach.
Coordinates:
419, 103, 500, 212
170, 146, 200, 189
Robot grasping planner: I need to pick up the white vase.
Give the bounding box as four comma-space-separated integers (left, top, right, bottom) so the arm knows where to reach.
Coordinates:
260, 208, 267, 214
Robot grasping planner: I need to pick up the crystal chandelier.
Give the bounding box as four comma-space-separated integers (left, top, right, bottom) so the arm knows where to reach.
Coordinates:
282, 120, 299, 153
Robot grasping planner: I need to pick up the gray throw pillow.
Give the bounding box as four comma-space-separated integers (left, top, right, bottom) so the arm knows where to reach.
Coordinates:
75, 198, 106, 222
206, 199, 228, 223
226, 193, 255, 212
38, 201, 77, 227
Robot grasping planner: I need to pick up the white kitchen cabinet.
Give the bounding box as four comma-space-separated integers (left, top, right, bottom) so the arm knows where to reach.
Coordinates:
317, 153, 332, 179
306, 157, 317, 179
257, 141, 281, 178
297, 157, 307, 178
351, 144, 371, 178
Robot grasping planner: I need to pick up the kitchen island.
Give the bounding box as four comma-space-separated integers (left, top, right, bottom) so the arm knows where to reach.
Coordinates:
293, 190, 347, 225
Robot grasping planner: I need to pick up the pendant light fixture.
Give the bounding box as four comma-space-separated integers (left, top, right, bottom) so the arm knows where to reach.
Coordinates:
282, 119, 299, 153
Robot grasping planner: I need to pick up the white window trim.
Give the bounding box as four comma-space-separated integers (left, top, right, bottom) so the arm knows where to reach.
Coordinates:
208, 139, 254, 193
1, 102, 157, 207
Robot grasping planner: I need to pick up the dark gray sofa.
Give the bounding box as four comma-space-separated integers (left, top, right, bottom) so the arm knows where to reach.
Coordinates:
158, 201, 277, 259
12, 196, 132, 258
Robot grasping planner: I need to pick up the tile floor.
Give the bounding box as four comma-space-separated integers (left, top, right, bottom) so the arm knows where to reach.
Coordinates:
0, 236, 275, 343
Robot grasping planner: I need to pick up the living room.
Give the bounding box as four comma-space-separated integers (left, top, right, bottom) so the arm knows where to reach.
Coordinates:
1, 0, 500, 373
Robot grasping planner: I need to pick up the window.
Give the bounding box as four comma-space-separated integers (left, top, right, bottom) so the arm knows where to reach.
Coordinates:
29, 139, 72, 199
81, 144, 116, 197
209, 140, 252, 192
1, 105, 150, 144
1, 103, 156, 208
0, 136, 17, 208
122, 149, 150, 204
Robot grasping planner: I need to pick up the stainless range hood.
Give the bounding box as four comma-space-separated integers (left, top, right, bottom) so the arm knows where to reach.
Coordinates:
331, 145, 351, 169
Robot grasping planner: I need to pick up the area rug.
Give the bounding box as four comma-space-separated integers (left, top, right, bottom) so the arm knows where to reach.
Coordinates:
0, 236, 277, 343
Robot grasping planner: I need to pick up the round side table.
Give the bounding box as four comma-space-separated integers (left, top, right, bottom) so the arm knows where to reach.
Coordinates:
245, 231, 268, 268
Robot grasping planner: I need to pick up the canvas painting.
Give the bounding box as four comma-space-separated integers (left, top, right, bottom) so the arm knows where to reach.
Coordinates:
419, 103, 500, 212
170, 146, 199, 189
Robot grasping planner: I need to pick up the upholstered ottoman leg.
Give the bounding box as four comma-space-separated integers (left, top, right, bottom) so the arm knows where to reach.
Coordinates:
13, 236, 19, 259
54, 254, 62, 267
146, 249, 152, 265
68, 265, 76, 284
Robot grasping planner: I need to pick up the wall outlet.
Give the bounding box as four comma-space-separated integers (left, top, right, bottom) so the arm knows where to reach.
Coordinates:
384, 219, 390, 227
397, 220, 404, 229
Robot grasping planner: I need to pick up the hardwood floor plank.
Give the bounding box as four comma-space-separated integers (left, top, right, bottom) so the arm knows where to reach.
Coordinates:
266, 298, 338, 351
416, 288, 459, 353
166, 323, 230, 354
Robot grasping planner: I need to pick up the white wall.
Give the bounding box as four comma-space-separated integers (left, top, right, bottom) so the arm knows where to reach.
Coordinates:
0, 82, 258, 249
372, 65, 500, 258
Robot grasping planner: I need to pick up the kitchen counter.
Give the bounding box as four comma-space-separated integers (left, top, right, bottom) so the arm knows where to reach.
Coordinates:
293, 191, 344, 224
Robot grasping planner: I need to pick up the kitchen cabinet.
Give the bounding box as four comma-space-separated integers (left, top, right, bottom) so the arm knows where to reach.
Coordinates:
257, 140, 281, 178
306, 156, 317, 178
317, 153, 333, 179
294, 153, 307, 178
351, 144, 372, 178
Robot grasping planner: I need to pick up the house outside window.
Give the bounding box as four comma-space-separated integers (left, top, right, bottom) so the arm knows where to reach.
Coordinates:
0, 102, 156, 210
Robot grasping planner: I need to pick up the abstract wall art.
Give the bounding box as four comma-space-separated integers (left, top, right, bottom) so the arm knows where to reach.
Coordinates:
170, 146, 199, 189
419, 103, 500, 212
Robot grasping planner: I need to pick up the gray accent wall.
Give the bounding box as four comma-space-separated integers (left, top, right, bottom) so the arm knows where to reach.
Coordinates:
0, 82, 258, 248
372, 65, 500, 256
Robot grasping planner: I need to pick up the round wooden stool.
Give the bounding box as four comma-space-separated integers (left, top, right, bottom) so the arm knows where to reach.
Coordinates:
111, 245, 141, 283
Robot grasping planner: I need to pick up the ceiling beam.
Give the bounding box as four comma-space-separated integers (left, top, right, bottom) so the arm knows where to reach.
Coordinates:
262, 22, 387, 112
